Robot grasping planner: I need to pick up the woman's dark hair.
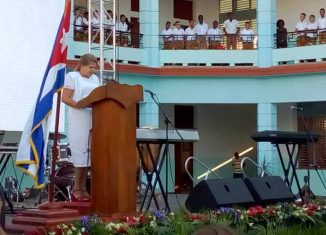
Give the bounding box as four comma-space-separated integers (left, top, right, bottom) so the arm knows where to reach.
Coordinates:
276, 19, 285, 28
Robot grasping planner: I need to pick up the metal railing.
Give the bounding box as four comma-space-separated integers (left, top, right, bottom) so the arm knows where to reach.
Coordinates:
159, 34, 258, 50
274, 28, 326, 48
185, 156, 222, 183
74, 25, 143, 48
240, 157, 267, 178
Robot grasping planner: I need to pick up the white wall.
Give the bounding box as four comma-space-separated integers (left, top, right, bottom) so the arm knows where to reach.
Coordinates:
277, 0, 324, 32
0, 1, 66, 132
194, 104, 257, 182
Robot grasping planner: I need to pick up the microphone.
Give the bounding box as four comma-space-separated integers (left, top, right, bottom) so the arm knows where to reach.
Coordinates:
144, 89, 156, 96
290, 106, 303, 111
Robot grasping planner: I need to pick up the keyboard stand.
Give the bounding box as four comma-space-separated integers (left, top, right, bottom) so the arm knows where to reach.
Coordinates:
274, 142, 303, 201
137, 142, 170, 212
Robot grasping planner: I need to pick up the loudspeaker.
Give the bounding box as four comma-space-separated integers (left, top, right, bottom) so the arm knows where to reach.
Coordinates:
185, 178, 255, 212
244, 176, 294, 204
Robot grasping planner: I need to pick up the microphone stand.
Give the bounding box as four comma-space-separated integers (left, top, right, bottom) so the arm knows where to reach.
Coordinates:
147, 92, 184, 212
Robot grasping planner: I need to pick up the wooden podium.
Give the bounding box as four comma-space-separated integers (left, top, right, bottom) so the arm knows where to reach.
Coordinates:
77, 81, 143, 215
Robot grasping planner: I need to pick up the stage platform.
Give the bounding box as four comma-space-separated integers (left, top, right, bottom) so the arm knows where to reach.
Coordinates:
4, 193, 189, 234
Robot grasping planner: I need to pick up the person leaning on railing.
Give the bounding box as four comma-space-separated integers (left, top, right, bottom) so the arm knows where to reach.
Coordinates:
116, 14, 129, 47
185, 19, 197, 49
74, 9, 88, 42
172, 21, 185, 49
240, 21, 255, 50
295, 13, 308, 47
162, 21, 173, 49
207, 20, 222, 49
317, 8, 326, 44
306, 14, 318, 45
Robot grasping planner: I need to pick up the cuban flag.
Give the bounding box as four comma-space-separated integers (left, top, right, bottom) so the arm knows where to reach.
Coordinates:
16, 0, 71, 188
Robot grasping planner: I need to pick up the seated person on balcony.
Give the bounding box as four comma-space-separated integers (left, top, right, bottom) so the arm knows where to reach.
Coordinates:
104, 10, 114, 44
276, 19, 288, 48
295, 13, 308, 46
74, 9, 88, 41
117, 14, 129, 46
185, 19, 197, 49
240, 21, 255, 50
172, 21, 185, 49
194, 15, 208, 49
223, 12, 239, 50
306, 15, 318, 45
162, 21, 173, 49
317, 8, 326, 44
207, 20, 222, 49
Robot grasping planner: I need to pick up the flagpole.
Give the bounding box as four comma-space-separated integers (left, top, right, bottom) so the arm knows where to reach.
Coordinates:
48, 91, 62, 203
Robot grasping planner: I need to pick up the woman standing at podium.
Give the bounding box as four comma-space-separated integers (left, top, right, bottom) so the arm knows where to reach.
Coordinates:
62, 54, 100, 201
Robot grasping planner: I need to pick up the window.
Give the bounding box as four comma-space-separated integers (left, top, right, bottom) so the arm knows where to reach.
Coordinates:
297, 103, 326, 169
219, 0, 257, 31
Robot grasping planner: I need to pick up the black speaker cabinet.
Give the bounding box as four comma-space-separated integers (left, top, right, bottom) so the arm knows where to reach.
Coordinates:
244, 176, 294, 204
185, 178, 255, 212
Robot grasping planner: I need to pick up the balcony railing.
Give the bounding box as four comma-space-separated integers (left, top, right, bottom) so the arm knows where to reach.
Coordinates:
73, 25, 143, 48
70, 27, 326, 67
274, 28, 326, 48
159, 34, 258, 50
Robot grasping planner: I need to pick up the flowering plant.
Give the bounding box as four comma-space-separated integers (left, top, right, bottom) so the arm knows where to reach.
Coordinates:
46, 201, 326, 235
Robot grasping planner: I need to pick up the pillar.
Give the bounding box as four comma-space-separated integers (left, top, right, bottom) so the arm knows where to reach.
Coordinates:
257, 0, 276, 67
139, 0, 160, 67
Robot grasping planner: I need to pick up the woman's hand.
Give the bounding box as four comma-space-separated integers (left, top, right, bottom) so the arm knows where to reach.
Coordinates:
62, 88, 79, 108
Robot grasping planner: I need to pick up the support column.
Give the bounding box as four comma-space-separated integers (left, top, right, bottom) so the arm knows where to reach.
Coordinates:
139, 0, 159, 67
257, 103, 280, 175
139, 99, 159, 128
257, 0, 276, 67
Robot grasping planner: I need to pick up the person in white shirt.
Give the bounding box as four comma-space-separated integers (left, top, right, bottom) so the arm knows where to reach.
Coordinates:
306, 15, 318, 45
74, 9, 88, 41
194, 15, 208, 49
317, 8, 326, 44
104, 10, 114, 45
185, 19, 197, 49
207, 20, 222, 49
117, 14, 129, 46
91, 10, 100, 27
172, 21, 185, 49
162, 21, 173, 49
223, 12, 240, 50
240, 21, 255, 50
295, 13, 308, 46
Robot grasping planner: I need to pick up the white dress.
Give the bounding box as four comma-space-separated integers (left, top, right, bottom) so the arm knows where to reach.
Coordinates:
64, 71, 100, 167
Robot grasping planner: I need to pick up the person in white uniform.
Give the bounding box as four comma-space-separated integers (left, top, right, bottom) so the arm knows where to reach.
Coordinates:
295, 13, 308, 46
317, 8, 326, 44
223, 12, 240, 50
194, 15, 208, 49
207, 20, 222, 49
185, 19, 197, 49
306, 15, 318, 45
240, 21, 255, 49
62, 54, 100, 201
